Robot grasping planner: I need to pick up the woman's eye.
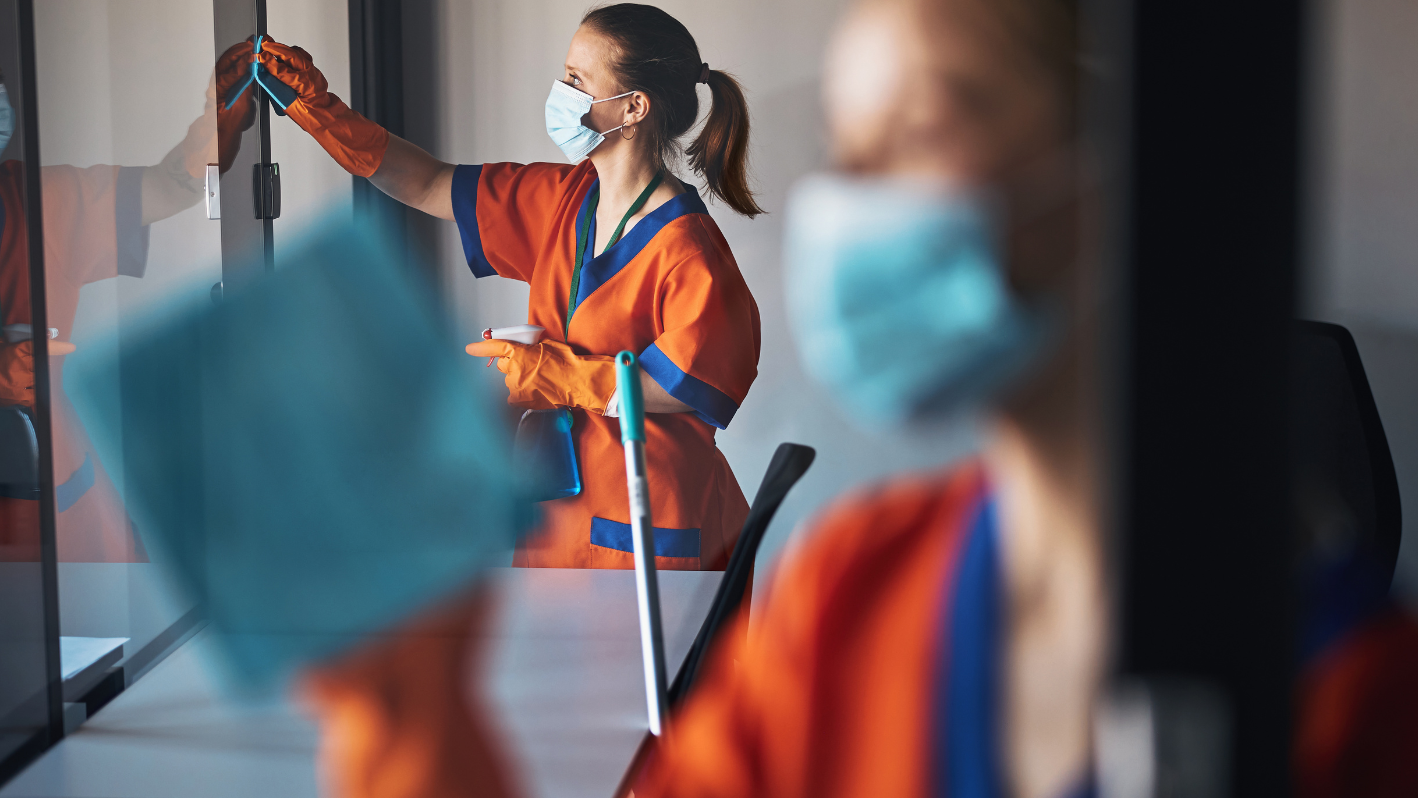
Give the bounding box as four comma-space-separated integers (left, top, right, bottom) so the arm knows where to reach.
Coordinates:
571, 76, 581, 86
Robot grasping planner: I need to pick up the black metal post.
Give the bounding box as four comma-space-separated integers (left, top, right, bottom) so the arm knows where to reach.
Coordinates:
1113, 0, 1307, 794
348, 0, 406, 257
14, 0, 64, 749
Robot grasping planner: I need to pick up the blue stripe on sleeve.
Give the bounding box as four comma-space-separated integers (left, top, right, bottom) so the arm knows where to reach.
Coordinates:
937, 496, 1003, 798
590, 516, 701, 559
638, 343, 739, 430
451, 164, 496, 278
116, 166, 151, 278
55, 454, 95, 513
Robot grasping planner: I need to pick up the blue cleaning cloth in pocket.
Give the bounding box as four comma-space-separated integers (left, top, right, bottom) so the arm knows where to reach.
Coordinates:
223, 35, 299, 117
70, 219, 533, 693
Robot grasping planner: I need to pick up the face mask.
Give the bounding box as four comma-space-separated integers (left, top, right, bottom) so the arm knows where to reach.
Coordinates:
0, 85, 14, 155
544, 80, 633, 163
783, 173, 1051, 429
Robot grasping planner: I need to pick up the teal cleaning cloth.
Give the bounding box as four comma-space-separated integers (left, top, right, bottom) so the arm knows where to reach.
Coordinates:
224, 35, 298, 116
71, 220, 531, 693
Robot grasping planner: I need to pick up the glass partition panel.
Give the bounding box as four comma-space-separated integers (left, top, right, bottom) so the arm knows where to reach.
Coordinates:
33, 0, 223, 685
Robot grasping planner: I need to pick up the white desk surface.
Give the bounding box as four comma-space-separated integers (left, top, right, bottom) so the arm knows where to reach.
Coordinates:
1, 568, 720, 798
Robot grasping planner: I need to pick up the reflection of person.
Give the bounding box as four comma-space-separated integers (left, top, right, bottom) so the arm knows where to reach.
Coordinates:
255, 4, 760, 572
0, 49, 254, 562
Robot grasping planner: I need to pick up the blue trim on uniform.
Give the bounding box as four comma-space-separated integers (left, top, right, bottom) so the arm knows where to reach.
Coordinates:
55, 454, 94, 513
451, 165, 496, 278
589, 516, 701, 559
115, 167, 150, 278
569, 181, 709, 316
938, 496, 1003, 798
638, 343, 738, 430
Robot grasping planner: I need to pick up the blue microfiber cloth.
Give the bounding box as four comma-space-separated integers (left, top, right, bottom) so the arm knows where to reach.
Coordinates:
223, 35, 299, 117
70, 219, 533, 693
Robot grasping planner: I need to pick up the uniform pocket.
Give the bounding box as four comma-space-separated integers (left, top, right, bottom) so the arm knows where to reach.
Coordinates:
589, 516, 701, 559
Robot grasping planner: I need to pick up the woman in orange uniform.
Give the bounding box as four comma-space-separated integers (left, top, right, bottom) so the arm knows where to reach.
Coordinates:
255, 4, 760, 571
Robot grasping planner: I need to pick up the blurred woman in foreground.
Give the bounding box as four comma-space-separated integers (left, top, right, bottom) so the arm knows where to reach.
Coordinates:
638, 0, 1105, 795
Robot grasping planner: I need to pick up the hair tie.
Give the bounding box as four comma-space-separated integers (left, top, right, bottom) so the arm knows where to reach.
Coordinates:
698, 63, 711, 85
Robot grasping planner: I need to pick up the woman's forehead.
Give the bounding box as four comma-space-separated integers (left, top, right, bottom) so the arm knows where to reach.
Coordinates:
565, 26, 612, 78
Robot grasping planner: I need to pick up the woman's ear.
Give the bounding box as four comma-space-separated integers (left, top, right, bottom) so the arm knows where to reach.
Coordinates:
626, 92, 651, 126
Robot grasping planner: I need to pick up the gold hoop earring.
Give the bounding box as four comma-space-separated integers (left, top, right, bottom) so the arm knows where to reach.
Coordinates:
621, 124, 636, 141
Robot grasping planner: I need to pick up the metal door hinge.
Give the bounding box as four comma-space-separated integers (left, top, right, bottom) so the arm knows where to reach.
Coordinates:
253, 163, 281, 220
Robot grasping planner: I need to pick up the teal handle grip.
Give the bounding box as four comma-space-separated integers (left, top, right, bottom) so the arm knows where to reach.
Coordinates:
615, 351, 645, 443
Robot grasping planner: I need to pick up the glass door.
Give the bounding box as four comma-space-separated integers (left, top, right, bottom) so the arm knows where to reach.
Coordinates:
32, 0, 225, 692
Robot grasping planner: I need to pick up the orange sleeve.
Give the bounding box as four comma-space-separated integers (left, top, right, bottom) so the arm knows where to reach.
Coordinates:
40, 164, 149, 289
639, 218, 760, 429
449, 161, 585, 283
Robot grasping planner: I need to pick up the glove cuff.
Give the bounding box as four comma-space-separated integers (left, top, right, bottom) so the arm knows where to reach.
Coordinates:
564, 357, 620, 415
287, 97, 391, 178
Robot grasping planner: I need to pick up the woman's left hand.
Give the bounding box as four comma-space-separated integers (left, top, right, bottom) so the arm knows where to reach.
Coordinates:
465, 339, 618, 413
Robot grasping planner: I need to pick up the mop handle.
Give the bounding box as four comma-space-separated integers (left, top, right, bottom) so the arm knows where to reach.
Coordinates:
615, 351, 669, 737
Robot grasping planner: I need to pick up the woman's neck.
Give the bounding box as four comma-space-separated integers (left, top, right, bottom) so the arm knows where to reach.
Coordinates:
986, 333, 1109, 798
589, 144, 661, 212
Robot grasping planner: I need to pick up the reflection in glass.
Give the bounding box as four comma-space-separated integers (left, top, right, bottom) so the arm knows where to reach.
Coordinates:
20, 2, 248, 685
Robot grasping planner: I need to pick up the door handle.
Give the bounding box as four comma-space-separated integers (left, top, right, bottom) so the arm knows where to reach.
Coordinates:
206, 164, 220, 219
253, 163, 281, 220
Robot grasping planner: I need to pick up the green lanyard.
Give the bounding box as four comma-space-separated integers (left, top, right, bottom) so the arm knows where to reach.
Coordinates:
566, 170, 665, 335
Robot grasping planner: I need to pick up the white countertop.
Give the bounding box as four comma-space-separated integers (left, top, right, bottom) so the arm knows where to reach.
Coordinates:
2, 568, 721, 798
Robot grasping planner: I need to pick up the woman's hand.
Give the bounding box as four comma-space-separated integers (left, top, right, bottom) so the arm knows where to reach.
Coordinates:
256, 37, 390, 178
465, 339, 692, 415
255, 38, 454, 217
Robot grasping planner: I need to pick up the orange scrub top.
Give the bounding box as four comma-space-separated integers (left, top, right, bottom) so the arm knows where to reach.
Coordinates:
637, 464, 990, 798
451, 161, 760, 571
0, 159, 150, 563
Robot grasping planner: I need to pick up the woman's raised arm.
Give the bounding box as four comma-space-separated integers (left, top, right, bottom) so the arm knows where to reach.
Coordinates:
369, 135, 456, 221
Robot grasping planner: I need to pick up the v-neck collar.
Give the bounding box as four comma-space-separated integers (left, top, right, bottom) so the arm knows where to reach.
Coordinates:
568, 178, 708, 320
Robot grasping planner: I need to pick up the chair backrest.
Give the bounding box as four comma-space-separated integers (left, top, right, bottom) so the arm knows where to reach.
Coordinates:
1292, 321, 1402, 586
0, 405, 39, 500
667, 442, 816, 706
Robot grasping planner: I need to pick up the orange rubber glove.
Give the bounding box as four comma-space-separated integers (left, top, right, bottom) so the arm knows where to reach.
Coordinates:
0, 341, 34, 407
464, 339, 618, 414
173, 41, 256, 183
211, 39, 259, 175
255, 38, 390, 177
0, 339, 80, 407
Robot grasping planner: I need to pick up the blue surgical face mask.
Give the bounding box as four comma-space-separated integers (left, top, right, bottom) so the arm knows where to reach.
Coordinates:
544, 80, 632, 163
0, 85, 14, 155
783, 173, 1050, 429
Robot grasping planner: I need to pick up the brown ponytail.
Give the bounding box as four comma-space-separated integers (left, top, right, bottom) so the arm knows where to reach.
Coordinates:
687, 69, 763, 217
581, 4, 764, 218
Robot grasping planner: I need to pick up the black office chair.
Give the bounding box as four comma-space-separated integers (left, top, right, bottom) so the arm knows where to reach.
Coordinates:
615, 442, 815, 796
668, 442, 816, 705
1292, 321, 1402, 587
0, 405, 40, 500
